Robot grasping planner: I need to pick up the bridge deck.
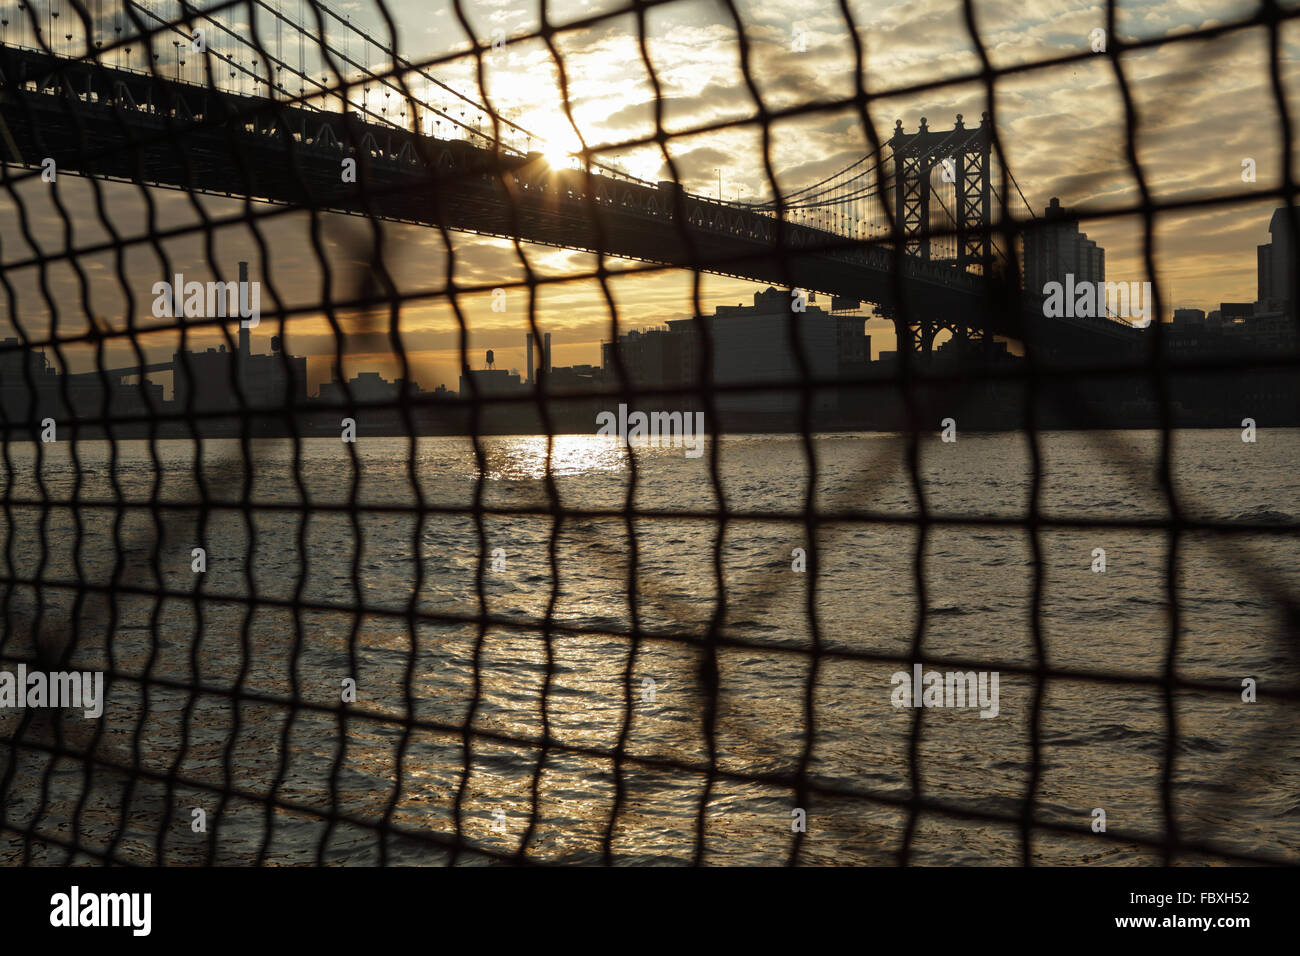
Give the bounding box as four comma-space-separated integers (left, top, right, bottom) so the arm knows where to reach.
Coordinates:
0, 43, 1139, 354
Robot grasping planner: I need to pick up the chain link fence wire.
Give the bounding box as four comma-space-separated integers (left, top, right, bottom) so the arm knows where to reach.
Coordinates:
0, 0, 1297, 865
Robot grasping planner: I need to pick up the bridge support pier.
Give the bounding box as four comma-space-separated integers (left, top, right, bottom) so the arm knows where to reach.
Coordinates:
900, 319, 938, 356
969, 327, 998, 358
944, 323, 969, 352
888, 315, 1001, 361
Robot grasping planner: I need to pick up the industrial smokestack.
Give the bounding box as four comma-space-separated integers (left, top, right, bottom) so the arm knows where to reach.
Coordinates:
544, 332, 552, 375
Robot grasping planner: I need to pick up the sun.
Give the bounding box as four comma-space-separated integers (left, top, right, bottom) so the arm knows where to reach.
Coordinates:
531, 119, 584, 170
543, 145, 574, 169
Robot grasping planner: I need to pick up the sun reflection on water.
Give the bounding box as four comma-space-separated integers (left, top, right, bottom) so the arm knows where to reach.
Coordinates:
468, 433, 704, 481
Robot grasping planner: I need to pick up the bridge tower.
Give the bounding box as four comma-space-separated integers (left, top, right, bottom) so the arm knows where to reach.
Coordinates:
888, 114, 994, 356
888, 113, 992, 274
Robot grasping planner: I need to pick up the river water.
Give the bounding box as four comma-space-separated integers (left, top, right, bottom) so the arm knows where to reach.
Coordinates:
1, 430, 1298, 865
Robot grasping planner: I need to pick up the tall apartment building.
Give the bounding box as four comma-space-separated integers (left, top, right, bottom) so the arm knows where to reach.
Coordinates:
1023, 196, 1105, 295
1257, 206, 1296, 317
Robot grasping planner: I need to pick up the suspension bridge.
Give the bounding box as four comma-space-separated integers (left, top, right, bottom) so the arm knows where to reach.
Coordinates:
0, 0, 1141, 357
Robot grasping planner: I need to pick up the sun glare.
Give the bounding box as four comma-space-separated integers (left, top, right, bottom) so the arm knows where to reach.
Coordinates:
531, 118, 584, 171
543, 146, 573, 169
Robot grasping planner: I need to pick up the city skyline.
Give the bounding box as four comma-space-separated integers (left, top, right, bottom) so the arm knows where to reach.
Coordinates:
4, 194, 1294, 436
0, 0, 1296, 395
5, 196, 1288, 399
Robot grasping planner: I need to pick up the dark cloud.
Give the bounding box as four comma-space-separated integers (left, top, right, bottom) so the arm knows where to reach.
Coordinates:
658, 144, 733, 181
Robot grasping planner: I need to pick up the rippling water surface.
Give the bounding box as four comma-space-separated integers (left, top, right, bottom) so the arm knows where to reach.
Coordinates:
2, 429, 1298, 865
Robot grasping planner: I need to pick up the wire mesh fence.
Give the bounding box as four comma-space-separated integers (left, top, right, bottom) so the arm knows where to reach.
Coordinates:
0, 0, 1298, 866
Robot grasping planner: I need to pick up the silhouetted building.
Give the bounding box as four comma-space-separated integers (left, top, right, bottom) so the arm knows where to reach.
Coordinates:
319, 369, 423, 405
1256, 206, 1296, 317
169, 265, 307, 414
1209, 302, 1255, 324
1, 337, 167, 426
1024, 197, 1105, 295
1172, 308, 1206, 326
835, 314, 870, 370
1164, 299, 1296, 357
666, 287, 842, 414
604, 327, 691, 390
546, 364, 604, 391
458, 367, 523, 397
0, 337, 60, 421
171, 332, 306, 413
602, 289, 867, 415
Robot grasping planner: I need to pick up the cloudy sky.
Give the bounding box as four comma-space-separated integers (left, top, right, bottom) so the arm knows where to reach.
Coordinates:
1, 0, 1296, 393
